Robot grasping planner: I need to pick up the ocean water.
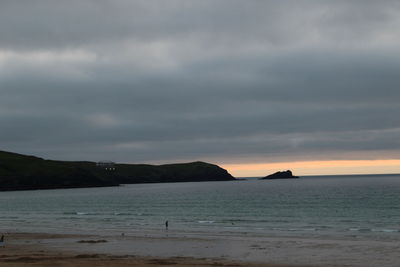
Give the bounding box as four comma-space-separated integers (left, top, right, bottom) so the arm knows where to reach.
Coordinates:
1, 174, 400, 241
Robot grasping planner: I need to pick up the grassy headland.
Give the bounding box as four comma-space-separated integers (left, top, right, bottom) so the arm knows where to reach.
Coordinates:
0, 150, 235, 191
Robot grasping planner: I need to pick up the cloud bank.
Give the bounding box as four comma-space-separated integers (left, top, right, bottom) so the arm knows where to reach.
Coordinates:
1, 0, 400, 164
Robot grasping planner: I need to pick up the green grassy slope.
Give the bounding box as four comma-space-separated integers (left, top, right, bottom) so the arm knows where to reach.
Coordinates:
0, 151, 117, 190
115, 161, 234, 183
0, 150, 235, 191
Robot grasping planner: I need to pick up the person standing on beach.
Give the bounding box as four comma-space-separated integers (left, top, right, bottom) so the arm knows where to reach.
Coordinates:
165, 220, 168, 230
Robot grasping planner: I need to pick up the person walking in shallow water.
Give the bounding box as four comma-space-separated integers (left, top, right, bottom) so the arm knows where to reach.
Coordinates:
165, 220, 168, 230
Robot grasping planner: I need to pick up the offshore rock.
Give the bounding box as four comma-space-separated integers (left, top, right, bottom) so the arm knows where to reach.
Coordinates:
261, 170, 299, 179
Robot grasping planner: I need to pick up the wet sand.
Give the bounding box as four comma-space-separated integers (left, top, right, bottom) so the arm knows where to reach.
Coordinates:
0, 232, 291, 267
1, 231, 399, 266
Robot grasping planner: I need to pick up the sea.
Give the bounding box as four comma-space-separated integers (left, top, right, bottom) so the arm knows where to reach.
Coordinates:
1, 174, 400, 241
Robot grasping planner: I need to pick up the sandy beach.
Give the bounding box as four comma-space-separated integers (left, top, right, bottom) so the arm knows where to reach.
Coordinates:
1, 231, 399, 267
0, 232, 286, 267
1, 175, 400, 267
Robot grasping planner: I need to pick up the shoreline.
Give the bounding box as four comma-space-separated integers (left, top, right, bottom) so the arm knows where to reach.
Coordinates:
0, 232, 289, 267
1, 231, 399, 267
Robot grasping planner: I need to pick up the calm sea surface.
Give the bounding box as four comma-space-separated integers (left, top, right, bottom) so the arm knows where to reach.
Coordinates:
1, 175, 400, 240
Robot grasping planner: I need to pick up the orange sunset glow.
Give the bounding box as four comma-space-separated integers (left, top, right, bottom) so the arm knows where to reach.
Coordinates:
222, 159, 400, 177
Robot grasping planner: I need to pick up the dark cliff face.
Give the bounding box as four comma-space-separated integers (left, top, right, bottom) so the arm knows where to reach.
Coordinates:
0, 151, 235, 191
260, 170, 299, 179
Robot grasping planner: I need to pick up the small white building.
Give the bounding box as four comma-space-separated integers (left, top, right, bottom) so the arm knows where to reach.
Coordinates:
96, 161, 116, 171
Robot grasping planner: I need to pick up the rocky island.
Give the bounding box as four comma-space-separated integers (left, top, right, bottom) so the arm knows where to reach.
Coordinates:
260, 170, 299, 179
0, 150, 235, 191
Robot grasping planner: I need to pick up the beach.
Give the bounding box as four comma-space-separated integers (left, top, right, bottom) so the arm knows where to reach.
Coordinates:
3, 0, 400, 265
1, 176, 400, 266
1, 230, 400, 266
0, 232, 289, 267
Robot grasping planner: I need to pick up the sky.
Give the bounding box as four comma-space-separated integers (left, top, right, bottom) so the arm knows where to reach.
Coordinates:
1, 0, 400, 176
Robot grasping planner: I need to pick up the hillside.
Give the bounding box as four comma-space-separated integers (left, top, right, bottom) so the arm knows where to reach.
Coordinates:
0, 150, 235, 191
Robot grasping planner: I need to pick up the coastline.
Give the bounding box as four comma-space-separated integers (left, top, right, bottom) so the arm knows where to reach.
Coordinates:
0, 150, 236, 192
2, 176, 400, 267
1, 230, 399, 267
0, 232, 289, 267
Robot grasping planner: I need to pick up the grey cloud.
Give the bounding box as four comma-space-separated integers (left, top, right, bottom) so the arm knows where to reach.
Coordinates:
1, 1, 399, 50
1, 1, 400, 165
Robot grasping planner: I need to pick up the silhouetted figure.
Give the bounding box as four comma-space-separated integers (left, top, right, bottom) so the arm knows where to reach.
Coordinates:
165, 220, 168, 230
0, 235, 4, 247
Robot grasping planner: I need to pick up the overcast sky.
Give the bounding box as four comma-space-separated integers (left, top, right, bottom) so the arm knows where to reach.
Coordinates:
1, 0, 400, 167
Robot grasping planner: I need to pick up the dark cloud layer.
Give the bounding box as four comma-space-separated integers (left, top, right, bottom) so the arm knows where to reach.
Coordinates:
1, 0, 400, 164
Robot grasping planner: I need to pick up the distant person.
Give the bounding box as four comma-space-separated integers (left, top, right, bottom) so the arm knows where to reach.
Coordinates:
165, 220, 168, 230
0, 235, 4, 247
